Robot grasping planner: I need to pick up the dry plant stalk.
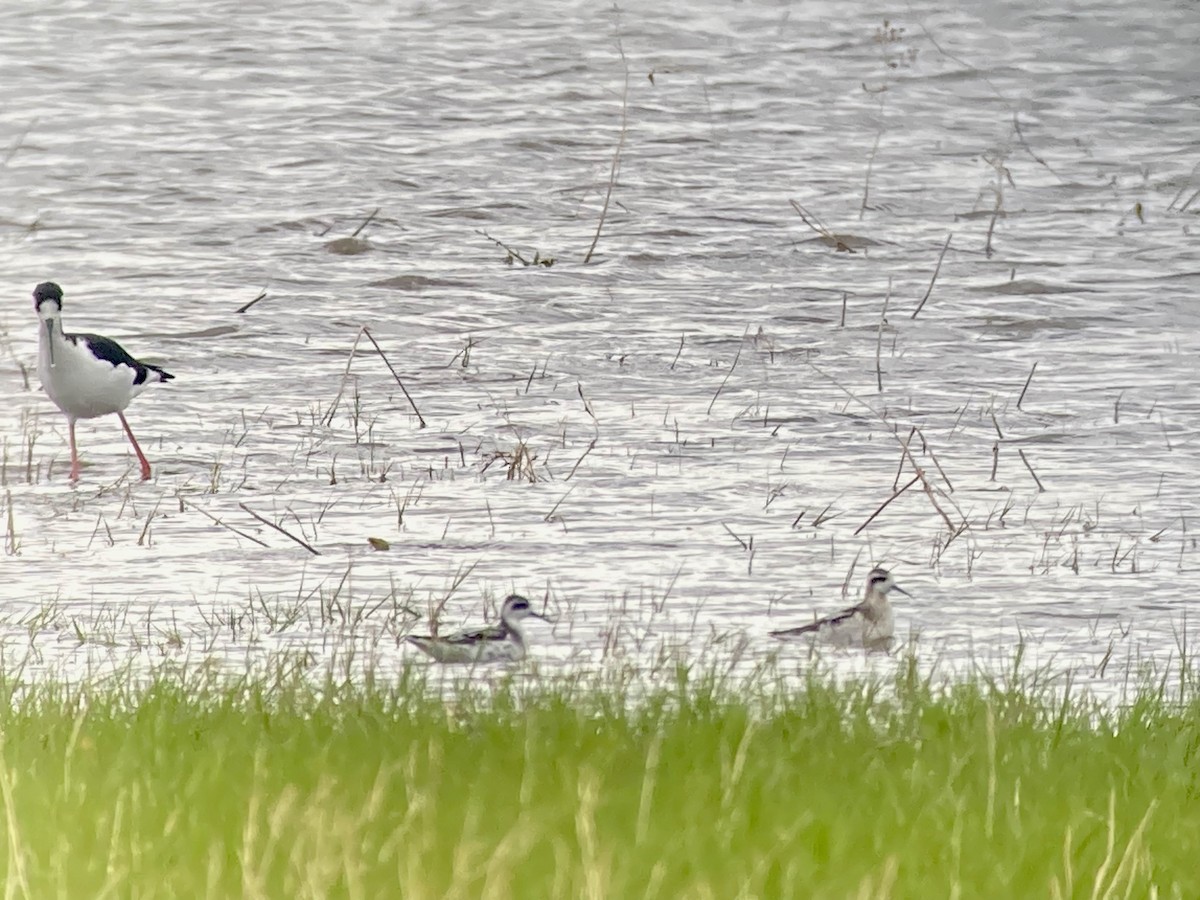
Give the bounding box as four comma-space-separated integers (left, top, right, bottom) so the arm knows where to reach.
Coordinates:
362, 327, 426, 428
859, 126, 884, 221
325, 329, 366, 426
235, 290, 268, 314
982, 146, 1014, 258
855, 474, 920, 535
326, 326, 426, 429
875, 278, 891, 392
476, 229, 554, 267
708, 329, 748, 415
911, 233, 952, 319
788, 199, 856, 253
351, 207, 380, 238
178, 496, 268, 547
583, 11, 630, 265
1017, 361, 1038, 410
239, 502, 321, 555
1017, 449, 1045, 492
483, 440, 539, 483
808, 362, 966, 536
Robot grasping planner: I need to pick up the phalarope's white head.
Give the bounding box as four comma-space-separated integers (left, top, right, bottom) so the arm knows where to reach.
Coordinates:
770, 567, 910, 651
406, 594, 549, 663
34, 282, 175, 481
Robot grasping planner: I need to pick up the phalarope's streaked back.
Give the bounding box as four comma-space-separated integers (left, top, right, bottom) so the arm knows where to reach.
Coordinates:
770, 567, 910, 650
34, 282, 175, 481
406, 594, 548, 663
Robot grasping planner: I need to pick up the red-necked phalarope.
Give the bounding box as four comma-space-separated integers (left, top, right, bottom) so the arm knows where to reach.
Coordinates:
770, 567, 910, 650
35, 282, 175, 481
406, 594, 549, 663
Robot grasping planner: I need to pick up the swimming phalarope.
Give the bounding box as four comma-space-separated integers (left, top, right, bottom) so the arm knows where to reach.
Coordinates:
770, 567, 910, 650
406, 594, 548, 663
34, 282, 175, 481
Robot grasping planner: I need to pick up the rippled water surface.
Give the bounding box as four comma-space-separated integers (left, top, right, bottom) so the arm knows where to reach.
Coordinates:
2, 0, 1199, 691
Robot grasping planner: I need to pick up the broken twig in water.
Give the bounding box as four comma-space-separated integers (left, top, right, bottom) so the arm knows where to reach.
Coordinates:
325, 327, 426, 428
476, 229, 554, 267
670, 333, 685, 371
363, 326, 426, 428
178, 497, 268, 548
324, 328, 366, 427
566, 438, 598, 481
876, 278, 891, 392
911, 233, 952, 319
920, 433, 956, 493
1016, 361, 1038, 411
855, 474, 920, 535
1017, 448, 1045, 492
236, 290, 269, 314
583, 13, 630, 265
351, 207, 381, 239
544, 485, 575, 523
983, 148, 1012, 259
577, 383, 598, 422
239, 503, 321, 555
808, 361, 965, 535
708, 329, 748, 415
859, 127, 883, 221
1012, 113, 1063, 181
893, 427, 916, 490
789, 199, 856, 253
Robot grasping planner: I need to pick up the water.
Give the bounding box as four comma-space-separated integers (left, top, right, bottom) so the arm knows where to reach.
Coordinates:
2, 0, 1199, 693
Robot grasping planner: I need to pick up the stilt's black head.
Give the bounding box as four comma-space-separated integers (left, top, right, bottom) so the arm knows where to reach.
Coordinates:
33, 282, 64, 312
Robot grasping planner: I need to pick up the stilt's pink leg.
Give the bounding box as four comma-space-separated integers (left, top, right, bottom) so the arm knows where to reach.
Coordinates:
68, 418, 81, 481
118, 412, 152, 480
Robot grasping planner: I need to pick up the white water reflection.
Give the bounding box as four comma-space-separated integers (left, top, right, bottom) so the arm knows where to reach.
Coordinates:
1, 1, 1198, 697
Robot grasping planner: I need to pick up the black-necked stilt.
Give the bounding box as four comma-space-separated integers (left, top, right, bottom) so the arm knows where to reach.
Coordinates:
34, 282, 174, 481
406, 595, 549, 663
770, 567, 911, 651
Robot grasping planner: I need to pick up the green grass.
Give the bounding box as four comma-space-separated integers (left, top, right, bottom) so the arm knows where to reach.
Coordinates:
0, 658, 1197, 898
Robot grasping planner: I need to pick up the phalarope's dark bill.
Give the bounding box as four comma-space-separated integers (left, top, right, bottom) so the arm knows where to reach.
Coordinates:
34, 282, 175, 482
770, 567, 910, 651
406, 594, 548, 663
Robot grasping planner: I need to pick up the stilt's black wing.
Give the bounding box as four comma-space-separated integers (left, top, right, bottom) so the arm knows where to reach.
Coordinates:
71, 333, 174, 384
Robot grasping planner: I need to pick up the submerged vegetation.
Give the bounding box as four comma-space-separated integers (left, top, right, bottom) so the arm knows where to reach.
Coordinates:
0, 659, 1197, 897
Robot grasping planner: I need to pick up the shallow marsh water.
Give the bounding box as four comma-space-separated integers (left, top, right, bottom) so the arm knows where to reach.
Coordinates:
1, 0, 1198, 694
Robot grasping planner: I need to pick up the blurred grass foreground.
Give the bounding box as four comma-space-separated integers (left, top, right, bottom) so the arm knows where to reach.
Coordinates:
0, 656, 1196, 898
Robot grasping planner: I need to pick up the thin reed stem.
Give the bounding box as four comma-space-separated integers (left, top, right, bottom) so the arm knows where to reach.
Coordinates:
583, 12, 629, 265
911, 233, 952, 319
239, 503, 322, 555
